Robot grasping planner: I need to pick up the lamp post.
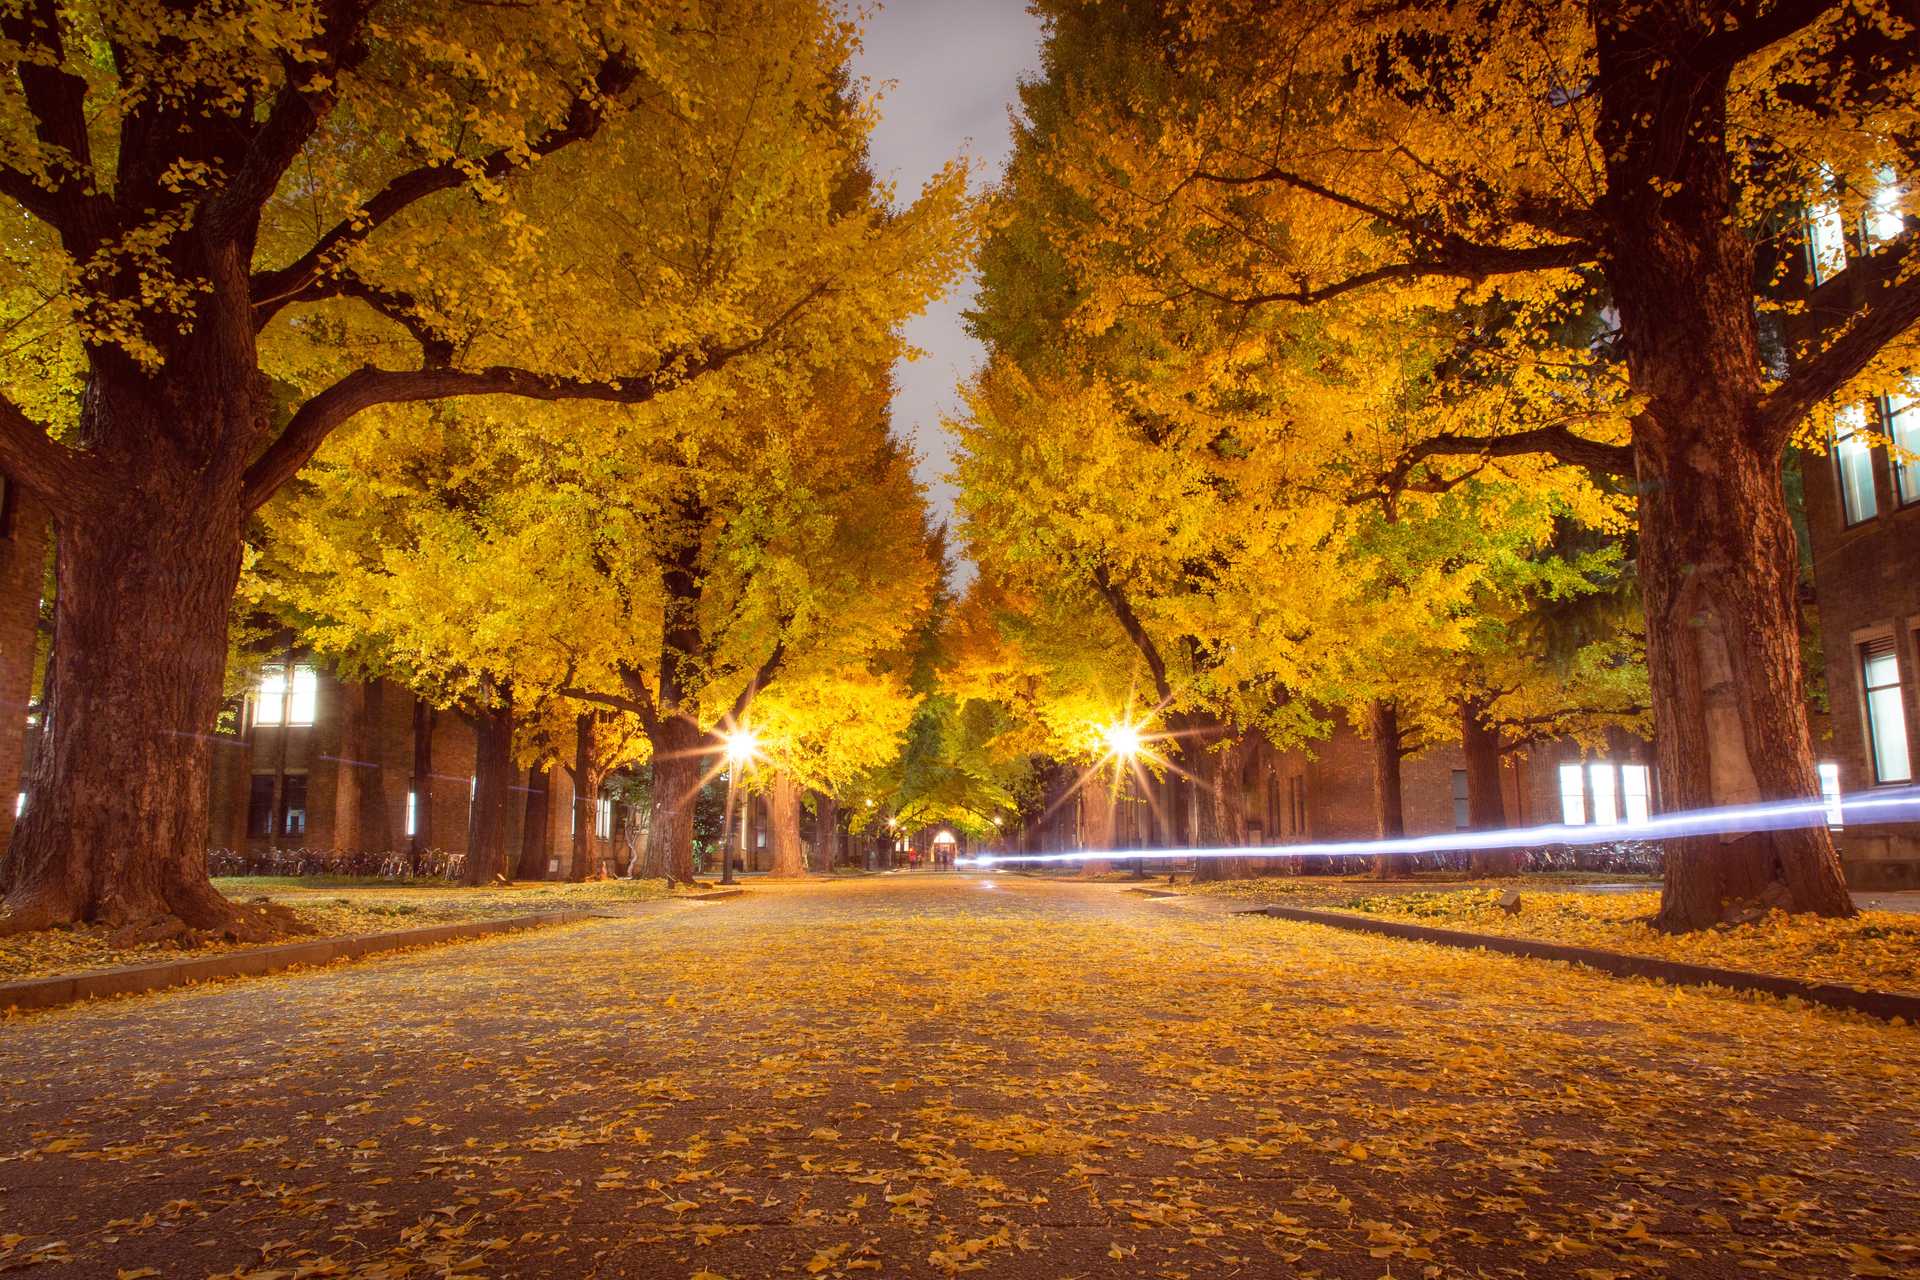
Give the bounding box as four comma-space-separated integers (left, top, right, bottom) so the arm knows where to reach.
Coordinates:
718, 728, 757, 887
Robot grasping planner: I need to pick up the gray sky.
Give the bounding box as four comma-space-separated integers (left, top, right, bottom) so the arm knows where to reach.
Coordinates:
848, 0, 1046, 565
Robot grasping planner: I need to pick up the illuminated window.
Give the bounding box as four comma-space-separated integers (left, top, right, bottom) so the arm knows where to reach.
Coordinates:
1818, 762, 1844, 828
405, 789, 417, 838
1558, 764, 1586, 825
1861, 639, 1912, 783
1889, 385, 1919, 508
254, 662, 318, 727
1450, 769, 1470, 829
13, 791, 22, 817
1588, 762, 1619, 825
1865, 167, 1905, 249
1806, 195, 1848, 284
1835, 403, 1877, 524
1620, 764, 1652, 825
596, 797, 613, 840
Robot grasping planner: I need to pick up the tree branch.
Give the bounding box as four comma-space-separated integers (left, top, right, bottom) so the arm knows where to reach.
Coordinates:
203, 0, 377, 242
1381, 422, 1635, 479
243, 281, 826, 510
1759, 226, 1920, 444
251, 53, 642, 322
0, 0, 108, 246
1700, 0, 1843, 69
723, 634, 789, 728
243, 350, 718, 510
1089, 564, 1172, 703
0, 393, 100, 510
1174, 239, 1592, 309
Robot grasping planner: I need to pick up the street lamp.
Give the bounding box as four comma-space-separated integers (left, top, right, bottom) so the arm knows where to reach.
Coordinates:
718, 728, 758, 886
1102, 720, 1143, 760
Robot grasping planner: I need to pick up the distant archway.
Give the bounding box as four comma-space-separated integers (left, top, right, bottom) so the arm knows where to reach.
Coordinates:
931, 829, 958, 869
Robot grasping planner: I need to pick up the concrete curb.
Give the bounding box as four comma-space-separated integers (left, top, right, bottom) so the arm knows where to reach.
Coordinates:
683, 889, 746, 901
0, 910, 605, 1015
1241, 904, 1920, 1024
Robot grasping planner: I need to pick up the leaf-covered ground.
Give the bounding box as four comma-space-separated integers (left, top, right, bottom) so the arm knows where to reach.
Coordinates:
1181, 878, 1920, 995
0, 879, 676, 983
2, 876, 1917, 1278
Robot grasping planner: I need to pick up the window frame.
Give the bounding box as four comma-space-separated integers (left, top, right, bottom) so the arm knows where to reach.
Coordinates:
1858, 634, 1913, 785
1834, 402, 1879, 527
1888, 383, 1920, 509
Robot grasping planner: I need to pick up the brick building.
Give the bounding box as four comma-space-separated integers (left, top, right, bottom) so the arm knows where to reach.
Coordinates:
1801, 382, 1918, 887
206, 654, 594, 876
1792, 170, 1919, 888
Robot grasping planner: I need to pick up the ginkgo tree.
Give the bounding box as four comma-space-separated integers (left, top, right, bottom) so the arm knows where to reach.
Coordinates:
0, 0, 970, 935
1025, 0, 1919, 926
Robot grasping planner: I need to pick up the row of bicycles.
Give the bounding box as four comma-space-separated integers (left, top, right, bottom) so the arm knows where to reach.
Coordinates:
207, 845, 468, 880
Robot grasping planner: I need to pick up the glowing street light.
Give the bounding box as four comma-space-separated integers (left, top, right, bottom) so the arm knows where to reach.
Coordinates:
1102, 720, 1143, 760
723, 728, 759, 765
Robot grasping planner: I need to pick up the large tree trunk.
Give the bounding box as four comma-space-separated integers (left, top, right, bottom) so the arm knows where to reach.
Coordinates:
0, 444, 292, 941
1207, 733, 1257, 880
1078, 767, 1116, 876
812, 791, 840, 872
516, 763, 552, 881
1460, 695, 1517, 877
767, 771, 807, 877
410, 700, 435, 872
462, 689, 514, 886
569, 713, 604, 882
640, 715, 703, 883
1594, 9, 1854, 929
1188, 719, 1251, 881
1368, 699, 1412, 879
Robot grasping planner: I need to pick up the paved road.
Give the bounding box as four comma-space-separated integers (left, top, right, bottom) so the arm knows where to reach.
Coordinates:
2, 875, 1916, 1278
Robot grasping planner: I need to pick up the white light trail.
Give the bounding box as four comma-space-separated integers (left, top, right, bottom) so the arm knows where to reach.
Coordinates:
957, 786, 1920, 868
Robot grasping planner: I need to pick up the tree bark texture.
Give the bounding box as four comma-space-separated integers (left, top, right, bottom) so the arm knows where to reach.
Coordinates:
1594, 4, 1855, 927
569, 713, 604, 882
516, 763, 552, 881
768, 771, 807, 877
1368, 700, 1412, 879
1078, 767, 1116, 876
0, 433, 293, 939
812, 791, 840, 872
462, 689, 514, 885
641, 715, 703, 883
1460, 695, 1518, 877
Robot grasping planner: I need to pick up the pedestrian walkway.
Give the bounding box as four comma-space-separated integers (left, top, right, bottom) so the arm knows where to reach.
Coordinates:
1, 876, 1915, 1277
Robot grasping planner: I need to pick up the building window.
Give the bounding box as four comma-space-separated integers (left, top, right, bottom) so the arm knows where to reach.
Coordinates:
1818, 762, 1844, 828
1864, 166, 1905, 249
1265, 773, 1281, 835
13, 790, 23, 817
1620, 764, 1652, 825
1806, 192, 1848, 285
1288, 776, 1307, 834
247, 775, 276, 838
1835, 403, 1877, 524
405, 789, 418, 838
1450, 769, 1470, 829
1889, 384, 1919, 508
1861, 638, 1912, 783
596, 797, 613, 840
254, 662, 318, 727
280, 774, 308, 837
1558, 764, 1586, 825
1588, 762, 1619, 825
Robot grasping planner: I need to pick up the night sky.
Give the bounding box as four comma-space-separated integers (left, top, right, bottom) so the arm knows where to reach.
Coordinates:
849, 0, 1046, 573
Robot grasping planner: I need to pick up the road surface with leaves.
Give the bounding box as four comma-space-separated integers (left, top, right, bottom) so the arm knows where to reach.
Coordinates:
2, 876, 1916, 1278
